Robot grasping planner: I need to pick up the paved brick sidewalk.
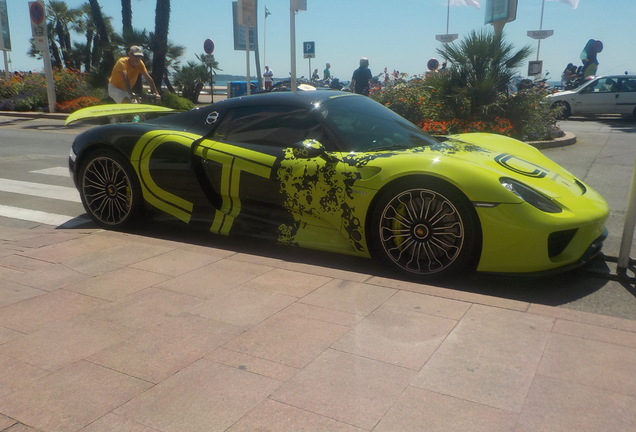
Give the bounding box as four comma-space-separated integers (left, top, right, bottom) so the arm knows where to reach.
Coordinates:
0, 224, 635, 431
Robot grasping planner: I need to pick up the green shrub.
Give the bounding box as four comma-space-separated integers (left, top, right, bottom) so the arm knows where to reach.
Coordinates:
160, 91, 195, 110
498, 87, 562, 141
54, 68, 99, 102
0, 69, 103, 112
0, 77, 18, 99
370, 78, 433, 124
370, 30, 561, 141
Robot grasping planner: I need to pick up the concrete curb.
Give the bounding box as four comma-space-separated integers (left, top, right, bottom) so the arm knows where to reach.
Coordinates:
0, 110, 68, 120
527, 131, 576, 149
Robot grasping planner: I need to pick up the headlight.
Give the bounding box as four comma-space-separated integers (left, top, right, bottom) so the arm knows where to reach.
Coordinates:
500, 178, 562, 213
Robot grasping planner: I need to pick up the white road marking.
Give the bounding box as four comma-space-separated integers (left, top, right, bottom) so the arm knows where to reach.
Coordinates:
0, 178, 81, 202
31, 167, 70, 177
0, 204, 89, 227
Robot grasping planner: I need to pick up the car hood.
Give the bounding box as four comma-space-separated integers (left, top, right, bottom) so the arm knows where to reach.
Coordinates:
446, 133, 587, 198
355, 132, 592, 204
547, 90, 576, 99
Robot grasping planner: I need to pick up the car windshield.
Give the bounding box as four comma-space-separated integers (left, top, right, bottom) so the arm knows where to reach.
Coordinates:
317, 95, 438, 152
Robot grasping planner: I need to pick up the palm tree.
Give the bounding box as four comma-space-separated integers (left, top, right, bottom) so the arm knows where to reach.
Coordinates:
121, 0, 133, 40
431, 30, 532, 117
173, 61, 209, 103
163, 43, 186, 93
46, 0, 81, 68
151, 0, 170, 92
71, 3, 98, 72
195, 52, 222, 101
88, 0, 115, 87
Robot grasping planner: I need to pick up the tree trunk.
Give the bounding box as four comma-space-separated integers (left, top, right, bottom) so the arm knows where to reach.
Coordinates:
121, 0, 133, 39
151, 0, 170, 93
88, 0, 115, 88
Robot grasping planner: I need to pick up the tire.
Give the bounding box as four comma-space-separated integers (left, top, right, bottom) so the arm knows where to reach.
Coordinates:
369, 179, 481, 278
78, 149, 143, 229
553, 101, 571, 119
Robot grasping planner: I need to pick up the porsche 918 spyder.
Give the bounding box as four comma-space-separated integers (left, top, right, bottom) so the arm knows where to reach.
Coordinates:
68, 91, 609, 278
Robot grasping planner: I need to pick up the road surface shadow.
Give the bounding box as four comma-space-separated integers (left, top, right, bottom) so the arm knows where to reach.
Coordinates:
59, 218, 625, 311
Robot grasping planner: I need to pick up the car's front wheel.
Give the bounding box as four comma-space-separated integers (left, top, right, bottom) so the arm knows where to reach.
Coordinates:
553, 101, 571, 119
370, 179, 480, 278
78, 149, 143, 229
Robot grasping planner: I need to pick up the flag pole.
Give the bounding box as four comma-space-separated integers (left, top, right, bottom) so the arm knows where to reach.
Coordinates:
264, 6, 267, 67
446, 0, 450, 35
537, 0, 546, 61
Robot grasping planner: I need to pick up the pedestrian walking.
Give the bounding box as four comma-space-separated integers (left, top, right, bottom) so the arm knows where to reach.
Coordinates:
350, 57, 372, 96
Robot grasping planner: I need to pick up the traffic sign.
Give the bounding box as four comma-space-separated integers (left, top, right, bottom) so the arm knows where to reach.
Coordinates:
29, 1, 45, 25
29, 1, 47, 51
435, 34, 458, 44
204, 38, 215, 54
527, 30, 554, 40
303, 41, 315, 59
528, 60, 543, 76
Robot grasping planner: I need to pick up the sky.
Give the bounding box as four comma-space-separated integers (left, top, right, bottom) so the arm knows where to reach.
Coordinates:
2, 0, 635, 82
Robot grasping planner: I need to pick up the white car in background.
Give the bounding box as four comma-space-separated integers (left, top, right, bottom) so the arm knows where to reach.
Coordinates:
548, 75, 636, 118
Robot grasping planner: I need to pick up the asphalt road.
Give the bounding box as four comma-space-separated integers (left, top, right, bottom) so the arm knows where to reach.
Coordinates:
0, 113, 634, 320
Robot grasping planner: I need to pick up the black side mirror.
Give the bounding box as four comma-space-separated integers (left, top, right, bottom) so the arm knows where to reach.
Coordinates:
291, 139, 327, 159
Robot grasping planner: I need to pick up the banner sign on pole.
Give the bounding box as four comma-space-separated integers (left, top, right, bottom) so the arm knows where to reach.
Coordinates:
485, 0, 518, 24
0, 0, 11, 51
232, 2, 256, 51
237, 0, 256, 26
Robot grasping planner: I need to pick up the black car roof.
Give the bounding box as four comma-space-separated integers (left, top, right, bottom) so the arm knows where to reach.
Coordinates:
147, 91, 360, 134
211, 90, 356, 110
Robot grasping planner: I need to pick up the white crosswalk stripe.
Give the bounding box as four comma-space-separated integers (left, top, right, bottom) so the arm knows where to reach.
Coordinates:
0, 178, 81, 202
0, 204, 89, 227
0, 167, 90, 227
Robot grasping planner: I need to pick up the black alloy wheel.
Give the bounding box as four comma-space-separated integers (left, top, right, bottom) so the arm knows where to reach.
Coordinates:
370, 179, 480, 277
78, 150, 143, 228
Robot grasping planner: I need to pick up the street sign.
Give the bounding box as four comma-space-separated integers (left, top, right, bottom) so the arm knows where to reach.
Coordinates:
303, 41, 315, 59
202, 54, 215, 66
29, 1, 47, 51
528, 60, 543, 76
204, 38, 215, 54
292, 0, 307, 11
29, 1, 45, 26
435, 34, 458, 44
527, 30, 554, 40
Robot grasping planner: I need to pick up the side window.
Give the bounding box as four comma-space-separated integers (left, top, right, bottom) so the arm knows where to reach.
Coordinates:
220, 105, 333, 148
590, 78, 618, 93
621, 78, 636, 92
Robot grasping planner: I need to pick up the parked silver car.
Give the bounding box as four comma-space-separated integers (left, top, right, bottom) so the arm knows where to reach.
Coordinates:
548, 75, 636, 118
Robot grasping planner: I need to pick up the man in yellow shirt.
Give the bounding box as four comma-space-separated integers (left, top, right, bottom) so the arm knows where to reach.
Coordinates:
108, 46, 161, 103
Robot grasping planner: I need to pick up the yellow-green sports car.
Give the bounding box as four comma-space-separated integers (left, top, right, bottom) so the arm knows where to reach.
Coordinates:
68, 91, 609, 278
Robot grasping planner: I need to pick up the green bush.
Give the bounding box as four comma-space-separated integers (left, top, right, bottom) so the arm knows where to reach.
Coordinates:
371, 78, 433, 124
160, 91, 195, 110
0, 77, 18, 99
13, 74, 48, 111
371, 30, 561, 141
0, 69, 103, 112
54, 68, 101, 102
498, 87, 562, 141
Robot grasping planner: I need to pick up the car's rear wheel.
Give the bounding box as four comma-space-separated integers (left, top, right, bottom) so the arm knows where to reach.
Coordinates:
370, 179, 480, 278
78, 149, 143, 229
